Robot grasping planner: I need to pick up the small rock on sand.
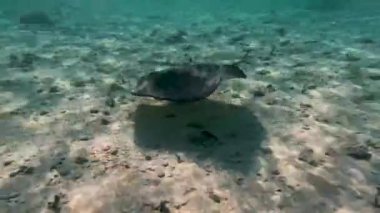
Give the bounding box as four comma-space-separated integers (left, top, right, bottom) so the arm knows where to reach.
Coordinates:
9, 165, 34, 177
207, 189, 226, 203
298, 148, 318, 166
145, 155, 152, 161
3, 159, 13, 166
157, 170, 166, 178
47, 193, 65, 211
345, 145, 372, 160
100, 118, 111, 125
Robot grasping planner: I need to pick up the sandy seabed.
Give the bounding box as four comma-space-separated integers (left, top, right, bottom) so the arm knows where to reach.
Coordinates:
0, 8, 379, 213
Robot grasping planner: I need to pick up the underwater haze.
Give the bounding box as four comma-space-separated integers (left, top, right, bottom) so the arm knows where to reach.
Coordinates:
0, 0, 380, 212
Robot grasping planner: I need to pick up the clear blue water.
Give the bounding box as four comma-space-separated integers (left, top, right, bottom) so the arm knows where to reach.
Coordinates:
0, 1, 380, 212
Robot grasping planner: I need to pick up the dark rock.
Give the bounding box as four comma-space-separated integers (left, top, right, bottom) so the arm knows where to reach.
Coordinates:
3, 160, 13, 166
207, 189, 224, 203
12, 165, 34, 177
71, 80, 86, 87
300, 103, 312, 108
110, 148, 118, 155
345, 145, 371, 160
325, 147, 338, 157
260, 146, 273, 155
231, 93, 240, 99
301, 84, 317, 94
90, 109, 99, 114
302, 125, 310, 130
235, 177, 244, 185
78, 134, 92, 141
20, 166, 34, 175
0, 191, 20, 200
298, 148, 318, 166
252, 84, 276, 97
257, 69, 271, 76
158, 200, 171, 213
103, 110, 110, 116
67, 96, 75, 101
157, 170, 165, 178
307, 84, 317, 90
40, 110, 49, 116
100, 118, 111, 125
253, 90, 266, 97
266, 84, 276, 93
368, 74, 380, 81
145, 155, 152, 161
272, 169, 280, 175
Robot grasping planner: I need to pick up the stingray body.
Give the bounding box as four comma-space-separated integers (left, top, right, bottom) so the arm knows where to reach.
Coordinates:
132, 63, 246, 102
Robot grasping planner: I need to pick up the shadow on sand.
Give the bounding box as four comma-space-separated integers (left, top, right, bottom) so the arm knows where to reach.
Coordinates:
133, 99, 267, 174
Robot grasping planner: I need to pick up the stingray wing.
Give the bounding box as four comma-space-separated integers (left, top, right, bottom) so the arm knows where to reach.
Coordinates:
150, 68, 221, 102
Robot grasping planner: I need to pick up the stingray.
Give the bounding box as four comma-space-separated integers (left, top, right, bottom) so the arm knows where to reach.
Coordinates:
131, 63, 247, 102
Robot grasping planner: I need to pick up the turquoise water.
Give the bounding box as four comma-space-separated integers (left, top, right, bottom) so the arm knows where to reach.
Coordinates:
0, 1, 380, 212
